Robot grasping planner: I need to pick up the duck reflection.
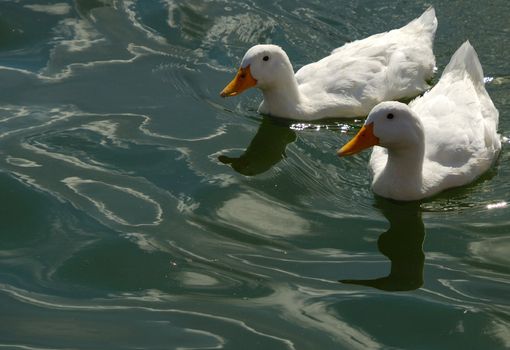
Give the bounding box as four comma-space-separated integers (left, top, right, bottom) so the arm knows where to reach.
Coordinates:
218, 117, 296, 176
341, 199, 425, 291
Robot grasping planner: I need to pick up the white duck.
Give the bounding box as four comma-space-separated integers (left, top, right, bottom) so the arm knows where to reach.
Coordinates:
338, 41, 501, 201
220, 7, 437, 120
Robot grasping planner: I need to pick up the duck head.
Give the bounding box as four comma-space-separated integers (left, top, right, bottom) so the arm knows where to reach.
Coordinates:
220, 44, 294, 97
337, 101, 424, 156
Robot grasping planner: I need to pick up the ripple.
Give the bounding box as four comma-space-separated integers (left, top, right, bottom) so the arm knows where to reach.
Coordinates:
6, 157, 42, 168
249, 284, 380, 349
0, 290, 226, 350
469, 236, 510, 271
139, 113, 227, 142
78, 120, 125, 148
0, 2, 508, 349
23, 3, 72, 16
205, 12, 278, 47
180, 271, 219, 287
0, 284, 295, 350
217, 192, 311, 237
230, 253, 349, 284
329, 291, 508, 350
0, 106, 75, 140
283, 127, 375, 215
62, 177, 163, 226
123, 0, 169, 45
123, 232, 162, 252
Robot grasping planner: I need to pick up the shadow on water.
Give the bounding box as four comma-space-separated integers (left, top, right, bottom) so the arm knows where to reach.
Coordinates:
341, 198, 425, 291
218, 117, 296, 176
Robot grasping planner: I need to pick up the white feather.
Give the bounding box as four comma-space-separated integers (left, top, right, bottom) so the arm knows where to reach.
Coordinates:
231, 7, 437, 120
365, 41, 500, 200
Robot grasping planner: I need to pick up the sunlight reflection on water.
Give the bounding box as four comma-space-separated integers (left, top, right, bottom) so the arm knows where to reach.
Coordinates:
0, 0, 509, 349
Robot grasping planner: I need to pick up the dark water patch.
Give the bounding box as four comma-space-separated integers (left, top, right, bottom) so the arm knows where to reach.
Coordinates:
331, 295, 509, 349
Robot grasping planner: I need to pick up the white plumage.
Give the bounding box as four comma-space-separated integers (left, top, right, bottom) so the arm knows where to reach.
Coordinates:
221, 7, 437, 120
339, 41, 501, 201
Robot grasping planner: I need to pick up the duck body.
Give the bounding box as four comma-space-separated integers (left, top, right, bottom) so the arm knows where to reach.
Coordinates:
221, 7, 437, 120
339, 41, 501, 201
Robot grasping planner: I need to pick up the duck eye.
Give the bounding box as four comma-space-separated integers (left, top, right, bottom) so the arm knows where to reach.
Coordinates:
263, 56, 269, 61
387, 113, 394, 120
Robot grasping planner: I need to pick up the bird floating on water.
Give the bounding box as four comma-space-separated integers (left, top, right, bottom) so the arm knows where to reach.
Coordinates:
338, 41, 501, 201
220, 7, 437, 120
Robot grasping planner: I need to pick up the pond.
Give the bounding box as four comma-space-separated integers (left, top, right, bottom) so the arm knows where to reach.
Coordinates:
0, 1, 509, 349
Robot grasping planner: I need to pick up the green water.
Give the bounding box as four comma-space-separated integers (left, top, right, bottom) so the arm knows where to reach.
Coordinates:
0, 1, 509, 349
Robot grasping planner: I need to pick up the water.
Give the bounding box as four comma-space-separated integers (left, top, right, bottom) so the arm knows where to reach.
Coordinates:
0, 1, 509, 349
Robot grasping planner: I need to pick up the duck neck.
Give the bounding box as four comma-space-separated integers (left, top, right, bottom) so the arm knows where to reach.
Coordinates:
375, 143, 425, 200
259, 72, 303, 118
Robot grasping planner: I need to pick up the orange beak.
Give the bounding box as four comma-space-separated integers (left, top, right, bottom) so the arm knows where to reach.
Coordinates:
337, 122, 379, 156
220, 65, 257, 97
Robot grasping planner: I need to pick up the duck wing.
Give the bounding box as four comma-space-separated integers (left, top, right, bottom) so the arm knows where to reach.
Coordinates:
411, 41, 500, 185
295, 7, 437, 117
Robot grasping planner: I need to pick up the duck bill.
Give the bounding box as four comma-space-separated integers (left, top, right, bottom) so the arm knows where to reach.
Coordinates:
337, 123, 379, 156
220, 65, 257, 97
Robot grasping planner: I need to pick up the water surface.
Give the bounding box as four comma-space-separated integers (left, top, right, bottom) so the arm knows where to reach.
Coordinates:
0, 1, 509, 349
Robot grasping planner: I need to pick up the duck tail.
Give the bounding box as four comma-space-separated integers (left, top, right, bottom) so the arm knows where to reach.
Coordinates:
418, 7, 437, 31
443, 41, 500, 150
442, 41, 485, 87
407, 6, 437, 37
